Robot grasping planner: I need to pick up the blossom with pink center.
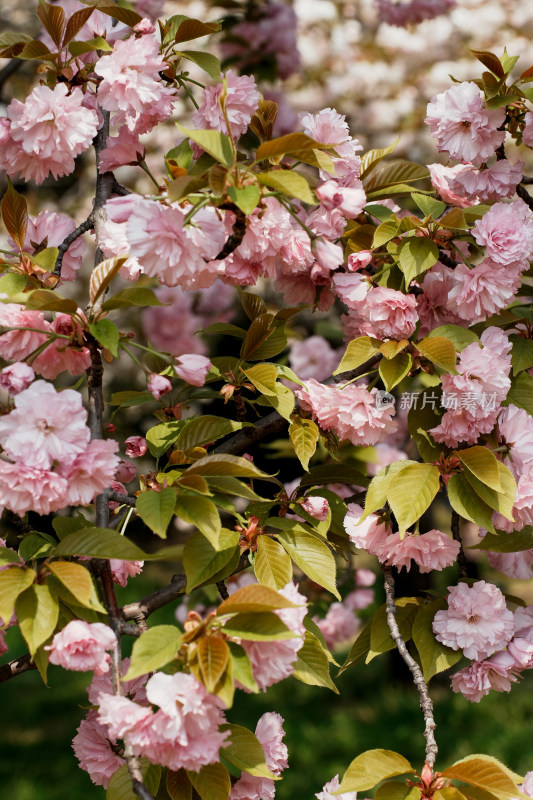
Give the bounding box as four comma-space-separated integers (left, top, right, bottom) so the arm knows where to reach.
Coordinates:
356, 568, 376, 587
384, 529, 460, 573
492, 470, 533, 534
523, 112, 533, 148
133, 17, 156, 34
124, 197, 225, 290
99, 195, 142, 281
95, 34, 175, 134
98, 130, 145, 173
507, 637, 533, 670
0, 380, 89, 470
0, 84, 99, 183
428, 163, 472, 207
56, 439, 120, 506
0, 362, 34, 395
229, 711, 288, 800
315, 602, 359, 650
473, 199, 533, 266
110, 560, 144, 588
343, 503, 392, 559
365, 286, 418, 340
176, 354, 212, 386
316, 774, 357, 800
147, 373, 172, 400
33, 314, 91, 380
498, 405, 533, 476
47, 620, 116, 675
447, 258, 523, 324
10, 211, 86, 283
0, 462, 67, 515
301, 496, 329, 521
72, 709, 124, 788
289, 336, 339, 382
274, 269, 336, 311
347, 251, 373, 271
316, 180, 366, 218
297, 379, 397, 446
192, 70, 260, 140
425, 82, 505, 166
0, 304, 51, 362
239, 582, 306, 691
451, 651, 519, 703
433, 581, 515, 661
448, 160, 524, 203
125, 436, 148, 458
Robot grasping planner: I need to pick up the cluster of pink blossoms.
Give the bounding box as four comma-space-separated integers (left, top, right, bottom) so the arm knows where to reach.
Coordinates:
192, 70, 261, 141
46, 620, 116, 676
0, 381, 118, 515
229, 712, 289, 800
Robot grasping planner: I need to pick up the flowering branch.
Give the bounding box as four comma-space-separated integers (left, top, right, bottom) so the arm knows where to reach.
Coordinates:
53, 213, 94, 277
382, 564, 438, 767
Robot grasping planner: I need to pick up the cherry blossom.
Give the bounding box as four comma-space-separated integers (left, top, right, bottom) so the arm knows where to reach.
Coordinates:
46, 621, 116, 675
0, 362, 34, 395
192, 70, 260, 139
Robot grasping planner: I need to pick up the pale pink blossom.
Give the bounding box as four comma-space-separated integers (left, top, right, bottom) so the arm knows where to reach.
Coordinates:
365, 286, 418, 340
87, 657, 148, 705
425, 82, 505, 166
333, 273, 370, 310
110, 560, 144, 588
0, 84, 99, 183
486, 550, 533, 582
301, 496, 329, 521
523, 112, 533, 148
356, 568, 376, 587
448, 161, 524, 203
192, 70, 260, 139
133, 17, 156, 34
229, 711, 288, 800
347, 251, 373, 271
417, 263, 463, 336
0, 380, 89, 469
0, 304, 51, 362
99, 195, 142, 281
274, 269, 336, 311
33, 314, 91, 380
498, 405, 533, 476
72, 710, 124, 788
97, 694, 154, 741
0, 462, 67, 515
344, 588, 374, 611
507, 637, 533, 670
451, 651, 519, 703
125, 436, 148, 458
300, 108, 362, 182
367, 442, 408, 476
493, 471, 533, 534
98, 130, 144, 173
315, 602, 359, 649
522, 773, 533, 799
428, 163, 472, 207
147, 373, 172, 399
316, 774, 357, 800
472, 199, 533, 266
384, 529, 460, 573
343, 503, 392, 559
57, 439, 120, 506
313, 239, 344, 271
47, 621, 116, 675
109, 481, 127, 510
316, 180, 366, 218
297, 380, 397, 446
134, 0, 164, 21
176, 354, 212, 386
446, 258, 523, 323
0, 362, 34, 395
11, 211, 86, 283
289, 336, 339, 382
95, 34, 175, 134
433, 581, 515, 661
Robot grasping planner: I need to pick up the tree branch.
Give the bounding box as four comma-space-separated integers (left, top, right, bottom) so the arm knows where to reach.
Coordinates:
53, 214, 94, 277
451, 510, 468, 579
382, 564, 438, 767
0, 653, 36, 684
516, 183, 533, 212
108, 490, 137, 508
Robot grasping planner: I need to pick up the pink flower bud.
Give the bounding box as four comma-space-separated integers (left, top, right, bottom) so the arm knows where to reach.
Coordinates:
316, 179, 366, 218
175, 354, 211, 387
133, 18, 156, 34
124, 436, 148, 458
347, 250, 372, 271
115, 459, 137, 484
0, 362, 34, 395
313, 238, 344, 271
301, 496, 329, 521
147, 373, 172, 399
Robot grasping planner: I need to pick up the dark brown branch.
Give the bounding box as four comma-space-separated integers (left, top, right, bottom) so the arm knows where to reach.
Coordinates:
108, 490, 137, 508
0, 653, 36, 683
437, 249, 458, 270
214, 207, 246, 260
516, 183, 533, 212
111, 176, 132, 196
53, 214, 94, 277
451, 510, 468, 579
382, 564, 438, 767
216, 580, 229, 600
122, 573, 187, 622
0, 58, 23, 95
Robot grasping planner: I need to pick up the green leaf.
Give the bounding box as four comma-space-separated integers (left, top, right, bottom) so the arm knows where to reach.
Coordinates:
207, 476, 270, 502
256, 133, 325, 162
88, 319, 119, 358
106, 760, 160, 800
0, 566, 36, 623
47, 561, 105, 612
417, 336, 457, 373
289, 417, 319, 471
361, 461, 416, 520
227, 185, 260, 215
469, 48, 506, 78
510, 335, 533, 376
187, 763, 231, 800
292, 630, 338, 692
179, 49, 220, 80
379, 352, 411, 391
364, 159, 429, 192
360, 139, 399, 179
146, 420, 183, 459
427, 325, 479, 351
54, 528, 148, 560
175, 494, 221, 547
275, 529, 339, 599
242, 363, 278, 396
30, 247, 59, 272
375, 782, 421, 800
137, 487, 176, 538
16, 584, 59, 657
447, 474, 496, 533
456, 446, 502, 492
463, 462, 516, 520
0, 273, 27, 297
220, 611, 294, 641
25, 289, 77, 314
176, 416, 247, 452
101, 287, 164, 311
411, 193, 446, 219
334, 336, 380, 375
470, 527, 533, 553
87, 0, 142, 28
167, 769, 192, 800
387, 463, 440, 533
254, 535, 292, 589
217, 583, 298, 615
398, 237, 439, 286
172, 17, 221, 43
182, 529, 239, 592
412, 601, 462, 682
186, 454, 273, 480
167, 174, 209, 203
220, 724, 278, 780
373, 219, 400, 248
176, 124, 234, 167
18, 534, 54, 561
441, 755, 522, 800
338, 749, 413, 793
197, 635, 230, 692
124, 625, 181, 681
259, 383, 295, 421
257, 170, 314, 204
367, 599, 420, 663
0, 546, 22, 566
504, 372, 533, 416
300, 462, 369, 489
68, 36, 112, 55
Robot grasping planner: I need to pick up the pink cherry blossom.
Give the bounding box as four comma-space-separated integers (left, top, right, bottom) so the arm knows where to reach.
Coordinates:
72, 710, 124, 788
347, 251, 373, 271
365, 286, 418, 340
297, 380, 397, 446
229, 711, 288, 800
416, 263, 463, 336
0, 462, 67, 515
523, 112, 533, 148
447, 258, 523, 324
301, 496, 329, 520
425, 82, 505, 166
428, 163, 472, 207
176, 354, 212, 386
451, 651, 519, 703
95, 34, 175, 134
344, 588, 374, 611
498, 405, 533, 476
384, 529, 460, 573
47, 620, 116, 675
0, 84, 99, 183
99, 195, 142, 281
0, 304, 51, 362
125, 436, 148, 458
147, 373, 172, 399
0, 380, 89, 469
522, 773, 533, 799
315, 602, 359, 649
300, 108, 362, 182
11, 211, 86, 283
316, 180, 366, 218
507, 637, 533, 670
472, 199, 533, 266
115, 459, 137, 484
134, 0, 164, 21
492, 470, 533, 534
133, 17, 156, 34
57, 439, 120, 506
32, 314, 91, 380
110, 560, 144, 588
486, 549, 533, 582
333, 273, 370, 310
316, 774, 357, 800
448, 160, 523, 203
98, 130, 145, 173
343, 503, 392, 559
87, 657, 148, 706
192, 70, 260, 139
313, 239, 345, 271
0, 362, 34, 395
433, 581, 515, 661
289, 335, 339, 382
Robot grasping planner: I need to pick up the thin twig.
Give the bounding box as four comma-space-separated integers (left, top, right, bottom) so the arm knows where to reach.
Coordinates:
0, 653, 36, 684
382, 564, 438, 767
122, 573, 187, 622
437, 249, 458, 270
451, 510, 468, 579
216, 580, 229, 600
53, 214, 94, 277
